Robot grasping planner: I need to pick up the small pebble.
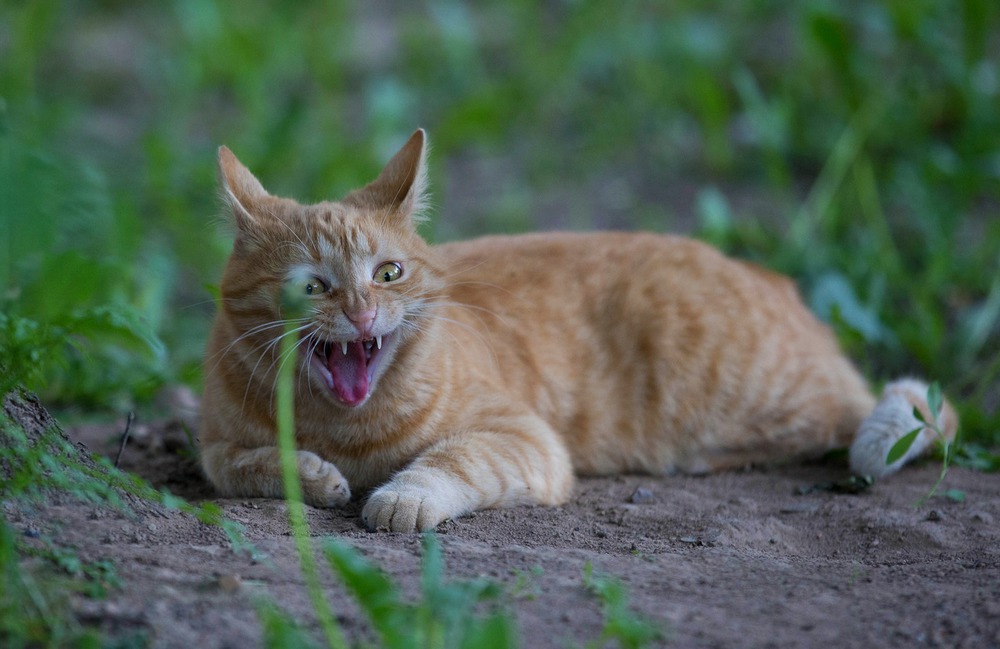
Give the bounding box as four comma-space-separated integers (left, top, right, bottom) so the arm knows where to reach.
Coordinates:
925, 510, 942, 522
629, 487, 655, 504
970, 511, 994, 525
218, 574, 242, 593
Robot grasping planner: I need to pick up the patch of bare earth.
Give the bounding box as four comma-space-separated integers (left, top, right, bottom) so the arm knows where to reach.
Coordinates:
13, 411, 1000, 648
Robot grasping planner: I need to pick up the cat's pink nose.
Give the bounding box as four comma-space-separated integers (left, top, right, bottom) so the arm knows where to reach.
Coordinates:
345, 307, 377, 336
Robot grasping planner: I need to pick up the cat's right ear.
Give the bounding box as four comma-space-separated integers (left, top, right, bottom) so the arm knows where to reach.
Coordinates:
218, 146, 270, 235
344, 129, 430, 227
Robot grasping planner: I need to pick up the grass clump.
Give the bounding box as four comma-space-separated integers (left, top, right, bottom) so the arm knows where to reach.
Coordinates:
325, 535, 516, 649
582, 562, 664, 649
0, 399, 253, 647
0, 516, 109, 649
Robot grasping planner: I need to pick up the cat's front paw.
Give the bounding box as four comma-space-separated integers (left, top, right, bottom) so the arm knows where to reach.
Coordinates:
297, 451, 351, 507
362, 485, 449, 532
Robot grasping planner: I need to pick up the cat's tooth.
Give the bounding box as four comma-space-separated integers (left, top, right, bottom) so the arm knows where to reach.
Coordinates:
341, 341, 348, 356
376, 335, 382, 350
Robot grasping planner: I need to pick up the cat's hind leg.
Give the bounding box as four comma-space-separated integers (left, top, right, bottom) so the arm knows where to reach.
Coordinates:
362, 412, 574, 532
201, 443, 351, 507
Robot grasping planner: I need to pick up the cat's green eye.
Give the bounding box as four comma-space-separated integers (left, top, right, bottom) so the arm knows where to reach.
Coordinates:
374, 262, 403, 284
304, 278, 326, 295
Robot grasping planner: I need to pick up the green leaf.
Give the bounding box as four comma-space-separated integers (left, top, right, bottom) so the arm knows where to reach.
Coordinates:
886, 427, 922, 465
459, 612, 517, 649
257, 601, 321, 649
927, 381, 943, 420
911, 405, 927, 425
323, 539, 412, 649
944, 489, 966, 503
809, 272, 891, 345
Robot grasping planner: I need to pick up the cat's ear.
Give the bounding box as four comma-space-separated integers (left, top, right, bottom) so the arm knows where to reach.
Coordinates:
218, 146, 270, 234
345, 129, 429, 226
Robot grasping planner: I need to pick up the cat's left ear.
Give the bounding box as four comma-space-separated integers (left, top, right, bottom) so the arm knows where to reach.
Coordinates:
218, 145, 271, 235
345, 129, 429, 226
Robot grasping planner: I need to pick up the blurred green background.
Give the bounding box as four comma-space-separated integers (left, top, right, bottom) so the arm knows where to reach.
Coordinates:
1, 0, 998, 445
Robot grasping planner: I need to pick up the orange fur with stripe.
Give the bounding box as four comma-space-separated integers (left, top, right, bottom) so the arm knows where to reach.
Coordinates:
199, 129, 956, 532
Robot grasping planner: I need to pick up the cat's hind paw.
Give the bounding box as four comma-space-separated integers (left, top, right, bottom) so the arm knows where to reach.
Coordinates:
361, 486, 448, 532
297, 451, 351, 508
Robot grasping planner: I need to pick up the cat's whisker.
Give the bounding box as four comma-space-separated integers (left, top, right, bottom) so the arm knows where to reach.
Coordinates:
398, 282, 517, 330
445, 280, 527, 302
238, 320, 315, 416
405, 293, 510, 335
396, 255, 524, 301
401, 318, 468, 358
205, 317, 312, 374
299, 334, 324, 400
265, 329, 321, 416
416, 296, 515, 330
206, 316, 309, 365
421, 257, 494, 286
403, 308, 501, 373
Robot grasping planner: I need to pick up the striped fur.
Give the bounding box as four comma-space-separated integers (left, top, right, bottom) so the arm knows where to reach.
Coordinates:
199, 130, 957, 532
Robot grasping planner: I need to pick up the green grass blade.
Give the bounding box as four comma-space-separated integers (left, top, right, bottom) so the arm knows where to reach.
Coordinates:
276, 319, 347, 649
257, 601, 322, 649
420, 533, 445, 600
322, 540, 413, 649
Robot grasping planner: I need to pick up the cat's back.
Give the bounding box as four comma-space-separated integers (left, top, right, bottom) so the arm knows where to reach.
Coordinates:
432, 231, 871, 475
433, 230, 822, 375
434, 230, 796, 311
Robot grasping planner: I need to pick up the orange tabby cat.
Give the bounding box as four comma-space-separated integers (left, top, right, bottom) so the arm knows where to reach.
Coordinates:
200, 129, 957, 532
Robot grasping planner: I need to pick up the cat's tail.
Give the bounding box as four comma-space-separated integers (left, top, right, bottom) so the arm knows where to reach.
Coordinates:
849, 378, 959, 480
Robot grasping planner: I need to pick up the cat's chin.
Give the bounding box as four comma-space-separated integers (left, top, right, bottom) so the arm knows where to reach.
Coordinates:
307, 332, 398, 408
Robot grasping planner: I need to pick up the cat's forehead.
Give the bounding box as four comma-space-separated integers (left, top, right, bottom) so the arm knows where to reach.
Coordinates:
294, 202, 376, 259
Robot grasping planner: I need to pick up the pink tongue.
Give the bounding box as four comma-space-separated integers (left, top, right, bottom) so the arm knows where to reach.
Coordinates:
328, 341, 369, 405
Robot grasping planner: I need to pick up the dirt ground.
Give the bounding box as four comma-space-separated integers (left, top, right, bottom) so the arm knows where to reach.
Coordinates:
12, 405, 1000, 649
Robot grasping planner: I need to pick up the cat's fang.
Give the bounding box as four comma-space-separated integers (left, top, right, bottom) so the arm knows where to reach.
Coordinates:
376, 335, 382, 350
341, 341, 349, 356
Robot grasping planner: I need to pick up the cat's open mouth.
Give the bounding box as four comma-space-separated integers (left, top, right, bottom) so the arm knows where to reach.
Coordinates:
308, 334, 394, 407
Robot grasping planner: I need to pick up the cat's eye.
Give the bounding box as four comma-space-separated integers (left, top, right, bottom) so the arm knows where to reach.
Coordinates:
374, 262, 403, 284
304, 278, 326, 295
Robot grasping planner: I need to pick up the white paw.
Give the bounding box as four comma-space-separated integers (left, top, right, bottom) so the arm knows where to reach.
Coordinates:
362, 485, 449, 533
297, 451, 351, 507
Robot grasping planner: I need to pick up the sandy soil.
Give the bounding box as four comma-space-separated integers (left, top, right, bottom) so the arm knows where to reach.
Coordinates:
11, 407, 1000, 649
